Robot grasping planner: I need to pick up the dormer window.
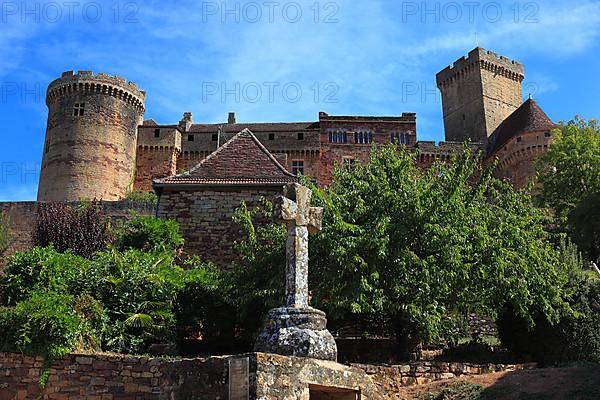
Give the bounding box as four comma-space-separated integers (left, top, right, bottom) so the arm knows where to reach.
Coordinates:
73, 103, 85, 117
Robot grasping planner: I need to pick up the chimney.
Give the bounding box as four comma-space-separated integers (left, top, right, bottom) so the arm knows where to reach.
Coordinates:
228, 112, 236, 124
179, 112, 193, 132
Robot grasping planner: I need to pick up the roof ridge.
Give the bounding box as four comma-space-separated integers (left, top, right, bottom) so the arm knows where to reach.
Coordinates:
154, 128, 297, 186
245, 129, 296, 178
182, 128, 247, 177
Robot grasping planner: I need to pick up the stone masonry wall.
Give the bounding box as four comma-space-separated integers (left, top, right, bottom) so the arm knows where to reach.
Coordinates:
355, 361, 537, 394
0, 352, 230, 400
134, 147, 179, 193
38, 72, 145, 202
0, 351, 538, 400
318, 118, 417, 186
157, 187, 282, 266
491, 129, 553, 189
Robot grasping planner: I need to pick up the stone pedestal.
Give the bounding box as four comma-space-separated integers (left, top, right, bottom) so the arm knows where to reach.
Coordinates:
254, 307, 337, 361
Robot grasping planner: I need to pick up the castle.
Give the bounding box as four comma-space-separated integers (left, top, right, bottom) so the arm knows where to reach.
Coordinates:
28, 47, 558, 263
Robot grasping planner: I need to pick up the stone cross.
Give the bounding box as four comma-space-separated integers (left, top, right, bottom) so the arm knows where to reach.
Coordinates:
274, 183, 323, 308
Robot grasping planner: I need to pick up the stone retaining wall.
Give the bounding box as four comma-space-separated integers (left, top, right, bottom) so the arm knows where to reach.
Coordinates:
0, 351, 537, 399
355, 361, 537, 393
0, 352, 230, 400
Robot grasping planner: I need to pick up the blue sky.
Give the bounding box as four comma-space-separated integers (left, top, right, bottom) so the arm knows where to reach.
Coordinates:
1, 0, 599, 201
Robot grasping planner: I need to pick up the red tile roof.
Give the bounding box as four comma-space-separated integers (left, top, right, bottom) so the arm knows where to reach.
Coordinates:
153, 129, 297, 187
487, 99, 557, 155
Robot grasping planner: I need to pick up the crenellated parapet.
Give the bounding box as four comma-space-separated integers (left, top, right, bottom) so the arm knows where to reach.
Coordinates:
38, 71, 146, 201
415, 140, 485, 165
436, 47, 524, 88
46, 70, 146, 114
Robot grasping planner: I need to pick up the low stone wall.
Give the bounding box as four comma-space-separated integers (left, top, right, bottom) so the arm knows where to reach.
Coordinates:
0, 352, 230, 400
354, 361, 538, 393
0, 351, 537, 399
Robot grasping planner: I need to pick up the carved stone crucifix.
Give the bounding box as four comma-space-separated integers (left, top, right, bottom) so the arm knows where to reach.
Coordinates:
273, 183, 323, 308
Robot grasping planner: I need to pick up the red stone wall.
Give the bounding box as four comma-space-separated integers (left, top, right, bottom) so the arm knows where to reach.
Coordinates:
490, 129, 553, 189
318, 118, 417, 185
134, 147, 179, 192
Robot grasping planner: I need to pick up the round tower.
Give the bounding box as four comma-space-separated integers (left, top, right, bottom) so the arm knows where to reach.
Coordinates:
38, 71, 146, 201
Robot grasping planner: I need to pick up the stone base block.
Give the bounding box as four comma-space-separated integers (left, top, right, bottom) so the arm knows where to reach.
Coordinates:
254, 306, 338, 361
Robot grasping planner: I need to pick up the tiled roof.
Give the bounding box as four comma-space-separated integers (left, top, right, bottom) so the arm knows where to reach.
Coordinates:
189, 122, 319, 133
487, 99, 557, 155
154, 129, 297, 187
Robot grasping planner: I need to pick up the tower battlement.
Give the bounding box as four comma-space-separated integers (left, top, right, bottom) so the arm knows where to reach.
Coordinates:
38, 71, 146, 202
47, 70, 145, 113
436, 47, 524, 88
436, 48, 525, 143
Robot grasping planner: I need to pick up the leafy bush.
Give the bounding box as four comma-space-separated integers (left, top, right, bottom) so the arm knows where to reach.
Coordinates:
498, 273, 600, 365
113, 215, 183, 253
0, 244, 221, 356
0, 246, 88, 306
124, 191, 158, 204
173, 259, 237, 352
537, 117, 600, 261
0, 292, 102, 387
0, 210, 10, 256
33, 202, 111, 258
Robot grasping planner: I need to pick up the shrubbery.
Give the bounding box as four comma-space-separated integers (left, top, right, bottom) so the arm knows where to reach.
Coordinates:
0, 215, 220, 365
113, 214, 183, 253
33, 202, 111, 258
498, 272, 600, 365
124, 191, 158, 204
228, 146, 574, 358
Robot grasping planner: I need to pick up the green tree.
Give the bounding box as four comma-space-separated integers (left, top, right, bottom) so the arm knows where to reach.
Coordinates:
537, 117, 600, 261
232, 146, 573, 357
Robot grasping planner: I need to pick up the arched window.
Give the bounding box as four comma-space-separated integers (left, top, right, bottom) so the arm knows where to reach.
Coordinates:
391, 131, 410, 145
354, 130, 374, 144
328, 129, 347, 143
